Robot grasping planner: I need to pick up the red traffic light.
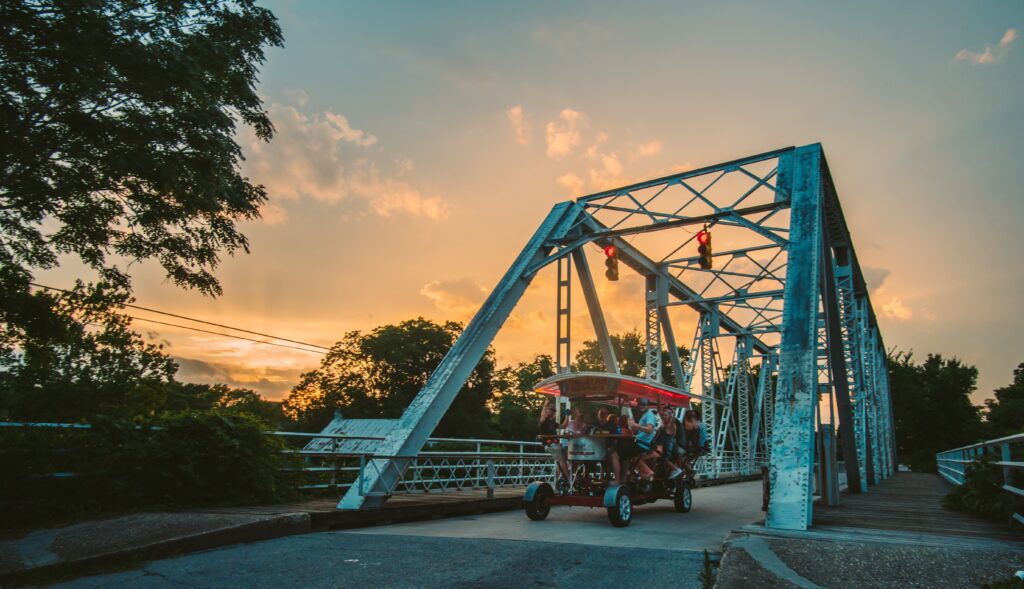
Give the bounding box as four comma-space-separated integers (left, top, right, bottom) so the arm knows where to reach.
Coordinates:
604, 244, 619, 281
696, 230, 710, 245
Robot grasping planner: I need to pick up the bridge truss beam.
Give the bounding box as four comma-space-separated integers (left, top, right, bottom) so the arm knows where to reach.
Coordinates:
328, 144, 894, 531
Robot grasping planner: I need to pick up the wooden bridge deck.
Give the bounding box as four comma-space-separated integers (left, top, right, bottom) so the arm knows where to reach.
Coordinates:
812, 472, 1021, 541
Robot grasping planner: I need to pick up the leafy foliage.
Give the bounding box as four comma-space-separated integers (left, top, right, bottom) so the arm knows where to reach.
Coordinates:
0, 281, 178, 421
489, 355, 555, 440
699, 549, 716, 589
0, 0, 288, 424
283, 318, 497, 437
0, 279, 289, 425
890, 351, 983, 472
943, 456, 1013, 521
0, 0, 283, 299
984, 363, 1024, 439
0, 410, 298, 529
574, 329, 689, 385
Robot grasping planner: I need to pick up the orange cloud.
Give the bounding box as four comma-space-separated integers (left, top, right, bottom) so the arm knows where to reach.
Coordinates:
956, 28, 1017, 65
420, 277, 488, 321
557, 172, 585, 196
240, 92, 448, 221
881, 297, 913, 321
507, 105, 532, 144
546, 108, 584, 158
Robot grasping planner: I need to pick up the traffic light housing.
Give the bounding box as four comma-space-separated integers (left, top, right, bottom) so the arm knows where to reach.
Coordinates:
604, 245, 619, 281
697, 229, 712, 269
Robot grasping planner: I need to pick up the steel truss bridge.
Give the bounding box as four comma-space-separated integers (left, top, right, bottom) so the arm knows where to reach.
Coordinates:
316, 143, 895, 531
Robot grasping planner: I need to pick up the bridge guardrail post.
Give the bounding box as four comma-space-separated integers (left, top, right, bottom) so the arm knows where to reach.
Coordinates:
329, 438, 338, 491
486, 459, 495, 499
1001, 442, 1012, 490
358, 455, 366, 496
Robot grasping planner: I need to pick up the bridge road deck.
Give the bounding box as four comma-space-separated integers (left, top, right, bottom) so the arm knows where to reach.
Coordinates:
47, 481, 769, 588
198, 487, 527, 530
811, 471, 1022, 541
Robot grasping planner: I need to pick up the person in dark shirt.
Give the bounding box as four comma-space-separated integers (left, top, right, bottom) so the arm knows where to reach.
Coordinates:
673, 409, 709, 480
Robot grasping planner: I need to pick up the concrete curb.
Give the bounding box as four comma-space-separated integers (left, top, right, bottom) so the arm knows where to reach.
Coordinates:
0, 513, 310, 587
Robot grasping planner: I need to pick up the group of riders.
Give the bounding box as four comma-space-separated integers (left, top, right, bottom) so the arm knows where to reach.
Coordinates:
538, 398, 709, 488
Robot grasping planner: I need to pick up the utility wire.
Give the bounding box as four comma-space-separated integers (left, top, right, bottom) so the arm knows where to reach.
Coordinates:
126, 316, 327, 355
28, 282, 332, 353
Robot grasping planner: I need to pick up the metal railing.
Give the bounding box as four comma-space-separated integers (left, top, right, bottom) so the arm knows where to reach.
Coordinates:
693, 451, 770, 480
3, 422, 769, 499
0, 422, 554, 494
272, 431, 556, 495
936, 432, 1024, 525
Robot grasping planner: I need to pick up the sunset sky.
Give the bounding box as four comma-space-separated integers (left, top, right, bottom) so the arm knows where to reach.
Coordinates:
44, 0, 1024, 405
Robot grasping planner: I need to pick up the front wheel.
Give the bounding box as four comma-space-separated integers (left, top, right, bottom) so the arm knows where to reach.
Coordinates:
524, 483, 552, 521
607, 488, 633, 527
674, 482, 692, 513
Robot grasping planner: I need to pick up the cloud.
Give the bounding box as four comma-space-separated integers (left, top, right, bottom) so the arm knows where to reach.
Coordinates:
860, 266, 890, 294
635, 140, 663, 158
881, 297, 913, 321
421, 277, 488, 320
557, 172, 585, 196
258, 201, 288, 225
241, 94, 448, 222
507, 105, 532, 144
588, 152, 626, 190
956, 28, 1017, 65
546, 109, 584, 158
174, 356, 308, 400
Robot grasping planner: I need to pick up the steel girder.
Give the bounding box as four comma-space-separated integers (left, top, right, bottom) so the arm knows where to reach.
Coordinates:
765, 145, 822, 530
338, 202, 583, 509
333, 144, 892, 531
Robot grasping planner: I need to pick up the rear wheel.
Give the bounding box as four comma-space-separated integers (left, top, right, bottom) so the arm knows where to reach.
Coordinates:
674, 481, 692, 513
607, 488, 633, 527
525, 484, 551, 521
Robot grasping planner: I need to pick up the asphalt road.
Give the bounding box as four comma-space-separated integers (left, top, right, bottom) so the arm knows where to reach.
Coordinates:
49, 481, 765, 588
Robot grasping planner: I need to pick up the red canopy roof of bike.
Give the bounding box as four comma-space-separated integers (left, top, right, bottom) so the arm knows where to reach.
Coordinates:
533, 372, 705, 407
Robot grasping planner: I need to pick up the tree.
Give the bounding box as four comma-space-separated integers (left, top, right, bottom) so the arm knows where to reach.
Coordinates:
573, 329, 689, 385
165, 382, 287, 428
0, 280, 287, 425
0, 281, 178, 421
984, 363, 1024, 439
490, 355, 555, 440
575, 330, 646, 376
0, 0, 282, 421
283, 318, 497, 437
889, 351, 984, 472
1, 0, 283, 311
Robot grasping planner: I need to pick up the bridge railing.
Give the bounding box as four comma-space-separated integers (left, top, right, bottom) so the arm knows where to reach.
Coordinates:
272, 431, 556, 494
693, 452, 770, 480
936, 432, 1024, 525
2, 422, 769, 498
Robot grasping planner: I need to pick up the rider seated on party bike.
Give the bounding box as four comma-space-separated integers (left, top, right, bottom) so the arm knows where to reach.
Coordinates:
525, 372, 709, 527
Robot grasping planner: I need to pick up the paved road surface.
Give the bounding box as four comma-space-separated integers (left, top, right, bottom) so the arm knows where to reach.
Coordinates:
346, 479, 765, 552
50, 481, 765, 588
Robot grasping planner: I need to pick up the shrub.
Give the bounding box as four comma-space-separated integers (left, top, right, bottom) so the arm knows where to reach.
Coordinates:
0, 410, 299, 530
943, 456, 1013, 521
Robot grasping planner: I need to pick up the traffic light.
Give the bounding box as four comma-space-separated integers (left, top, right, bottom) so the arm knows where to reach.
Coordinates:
604, 245, 619, 281
697, 228, 712, 269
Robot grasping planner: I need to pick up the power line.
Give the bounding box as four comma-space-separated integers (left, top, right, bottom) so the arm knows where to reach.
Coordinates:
28, 282, 332, 353
126, 316, 327, 355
